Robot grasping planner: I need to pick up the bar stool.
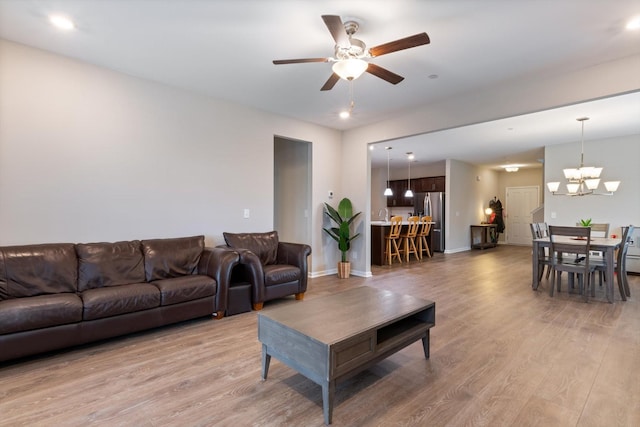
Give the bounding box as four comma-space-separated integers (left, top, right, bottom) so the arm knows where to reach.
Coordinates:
384, 216, 403, 265
400, 216, 420, 262
417, 216, 432, 259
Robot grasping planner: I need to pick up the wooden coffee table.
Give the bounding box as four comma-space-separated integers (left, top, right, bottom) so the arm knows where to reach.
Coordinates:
258, 286, 435, 424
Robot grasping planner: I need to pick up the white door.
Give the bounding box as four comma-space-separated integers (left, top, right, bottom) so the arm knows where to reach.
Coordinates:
505, 186, 539, 245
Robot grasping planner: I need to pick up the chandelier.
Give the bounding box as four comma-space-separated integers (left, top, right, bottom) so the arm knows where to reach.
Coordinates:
546, 117, 620, 196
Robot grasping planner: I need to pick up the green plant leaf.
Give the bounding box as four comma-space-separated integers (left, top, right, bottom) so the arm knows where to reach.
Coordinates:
323, 198, 361, 263
337, 198, 353, 219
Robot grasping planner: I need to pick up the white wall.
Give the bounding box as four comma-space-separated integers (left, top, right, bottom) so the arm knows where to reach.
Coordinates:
444, 160, 500, 252
544, 134, 640, 235
0, 40, 342, 275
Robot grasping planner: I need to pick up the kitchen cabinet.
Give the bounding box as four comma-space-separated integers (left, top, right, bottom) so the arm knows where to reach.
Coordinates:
420, 176, 445, 192
386, 176, 446, 207
386, 180, 414, 207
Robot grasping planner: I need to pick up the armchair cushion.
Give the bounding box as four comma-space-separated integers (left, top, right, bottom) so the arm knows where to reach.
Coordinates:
263, 264, 301, 287
223, 231, 279, 265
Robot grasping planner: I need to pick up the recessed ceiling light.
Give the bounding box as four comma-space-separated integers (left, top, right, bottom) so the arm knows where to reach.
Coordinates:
339, 111, 350, 119
626, 16, 640, 30
49, 15, 75, 31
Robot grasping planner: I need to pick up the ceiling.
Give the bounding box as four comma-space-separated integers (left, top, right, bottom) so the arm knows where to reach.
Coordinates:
1, 1, 639, 169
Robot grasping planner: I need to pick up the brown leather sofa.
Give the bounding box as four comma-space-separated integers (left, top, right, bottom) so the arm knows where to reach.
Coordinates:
223, 231, 311, 310
0, 235, 239, 363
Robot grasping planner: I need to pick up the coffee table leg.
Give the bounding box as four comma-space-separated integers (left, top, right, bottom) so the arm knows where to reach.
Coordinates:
261, 344, 271, 380
421, 330, 430, 359
322, 380, 335, 424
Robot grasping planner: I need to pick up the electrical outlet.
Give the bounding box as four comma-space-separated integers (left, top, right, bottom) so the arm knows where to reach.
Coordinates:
243, 209, 250, 219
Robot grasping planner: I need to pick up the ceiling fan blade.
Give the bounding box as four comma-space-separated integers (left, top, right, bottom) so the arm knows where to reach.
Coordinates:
321, 15, 350, 47
273, 58, 330, 65
320, 73, 341, 91
369, 33, 430, 57
366, 63, 404, 85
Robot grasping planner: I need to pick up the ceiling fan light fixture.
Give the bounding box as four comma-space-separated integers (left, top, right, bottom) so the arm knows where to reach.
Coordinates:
332, 58, 368, 81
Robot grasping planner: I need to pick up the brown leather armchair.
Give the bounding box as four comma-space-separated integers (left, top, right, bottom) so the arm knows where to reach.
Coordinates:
223, 231, 311, 310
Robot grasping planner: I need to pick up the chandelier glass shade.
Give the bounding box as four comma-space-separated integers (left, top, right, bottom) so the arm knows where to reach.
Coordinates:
332, 58, 368, 81
546, 117, 620, 196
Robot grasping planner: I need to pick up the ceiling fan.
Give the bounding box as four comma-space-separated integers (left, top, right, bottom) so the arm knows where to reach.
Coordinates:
273, 15, 430, 91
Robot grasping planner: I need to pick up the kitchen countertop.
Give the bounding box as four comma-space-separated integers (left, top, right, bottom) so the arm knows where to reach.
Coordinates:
371, 220, 434, 226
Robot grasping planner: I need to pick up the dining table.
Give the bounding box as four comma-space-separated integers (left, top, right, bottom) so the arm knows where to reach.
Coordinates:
532, 236, 622, 303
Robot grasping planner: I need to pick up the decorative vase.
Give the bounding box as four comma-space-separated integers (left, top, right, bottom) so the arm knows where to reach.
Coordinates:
337, 261, 351, 279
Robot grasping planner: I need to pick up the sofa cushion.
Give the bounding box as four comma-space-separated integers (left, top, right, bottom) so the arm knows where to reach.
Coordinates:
152, 275, 215, 306
224, 231, 279, 265
0, 293, 83, 335
0, 244, 77, 300
263, 264, 301, 287
76, 240, 145, 292
141, 236, 204, 282
81, 283, 160, 321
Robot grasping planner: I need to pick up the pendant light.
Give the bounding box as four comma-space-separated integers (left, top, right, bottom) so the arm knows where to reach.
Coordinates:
384, 147, 393, 196
404, 152, 414, 198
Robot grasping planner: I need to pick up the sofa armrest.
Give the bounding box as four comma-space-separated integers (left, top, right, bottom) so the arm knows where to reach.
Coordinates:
277, 242, 312, 292
198, 247, 240, 317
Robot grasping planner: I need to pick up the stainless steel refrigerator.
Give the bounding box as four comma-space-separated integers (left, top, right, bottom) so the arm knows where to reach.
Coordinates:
414, 192, 445, 252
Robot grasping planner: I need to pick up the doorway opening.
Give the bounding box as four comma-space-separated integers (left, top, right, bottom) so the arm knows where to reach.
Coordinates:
274, 136, 312, 245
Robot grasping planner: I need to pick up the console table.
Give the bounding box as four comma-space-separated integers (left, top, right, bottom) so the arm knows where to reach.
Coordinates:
470, 224, 498, 249
258, 286, 436, 424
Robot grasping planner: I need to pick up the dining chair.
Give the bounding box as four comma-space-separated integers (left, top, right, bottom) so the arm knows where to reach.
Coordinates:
577, 223, 609, 285
588, 223, 610, 237
400, 216, 420, 262
384, 216, 403, 265
548, 225, 596, 302
591, 225, 634, 301
417, 216, 432, 259
530, 223, 552, 283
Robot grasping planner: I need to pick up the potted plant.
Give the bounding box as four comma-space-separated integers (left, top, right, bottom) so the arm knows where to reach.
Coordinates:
579, 218, 592, 227
323, 197, 362, 279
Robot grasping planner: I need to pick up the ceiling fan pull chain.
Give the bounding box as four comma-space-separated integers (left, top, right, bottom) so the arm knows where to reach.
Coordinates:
349, 80, 355, 113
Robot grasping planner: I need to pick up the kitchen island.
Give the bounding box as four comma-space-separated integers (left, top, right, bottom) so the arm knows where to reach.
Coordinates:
371, 221, 433, 266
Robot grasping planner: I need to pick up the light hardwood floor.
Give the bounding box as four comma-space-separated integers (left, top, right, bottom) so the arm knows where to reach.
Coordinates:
1, 246, 639, 426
